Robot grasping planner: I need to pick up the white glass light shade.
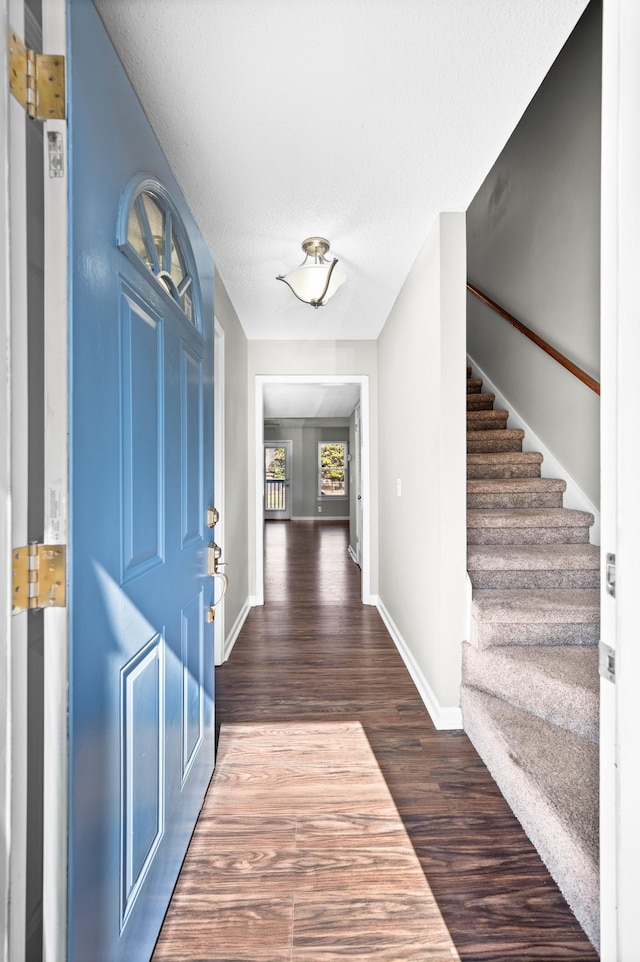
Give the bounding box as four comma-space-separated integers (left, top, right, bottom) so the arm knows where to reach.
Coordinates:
277, 237, 346, 308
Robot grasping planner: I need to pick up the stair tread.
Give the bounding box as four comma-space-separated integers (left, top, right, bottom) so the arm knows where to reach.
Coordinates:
467, 507, 595, 528
467, 409, 508, 417
471, 588, 600, 624
468, 543, 600, 570
461, 687, 599, 945
468, 478, 566, 493
462, 643, 599, 742
466, 393, 495, 403
467, 452, 543, 464
468, 435, 525, 454
468, 429, 523, 439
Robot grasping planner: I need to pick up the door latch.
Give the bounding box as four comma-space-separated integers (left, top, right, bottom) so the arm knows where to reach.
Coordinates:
605, 552, 616, 597
599, 642, 615, 683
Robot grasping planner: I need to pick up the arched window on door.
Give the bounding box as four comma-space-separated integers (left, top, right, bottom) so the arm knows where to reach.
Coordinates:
117, 175, 203, 331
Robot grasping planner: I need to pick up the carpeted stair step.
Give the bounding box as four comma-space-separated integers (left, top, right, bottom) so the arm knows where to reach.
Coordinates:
467, 543, 600, 589
470, 588, 600, 648
467, 409, 509, 431
467, 477, 566, 509
467, 376, 483, 393
466, 392, 496, 411
462, 642, 599, 742
467, 507, 594, 544
467, 429, 524, 453
460, 686, 599, 948
467, 451, 543, 479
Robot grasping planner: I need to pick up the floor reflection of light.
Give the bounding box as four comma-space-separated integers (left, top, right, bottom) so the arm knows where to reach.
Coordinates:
208, 720, 463, 960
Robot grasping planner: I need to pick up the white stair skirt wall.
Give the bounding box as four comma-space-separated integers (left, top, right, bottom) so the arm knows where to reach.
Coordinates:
375, 597, 463, 731
467, 355, 600, 544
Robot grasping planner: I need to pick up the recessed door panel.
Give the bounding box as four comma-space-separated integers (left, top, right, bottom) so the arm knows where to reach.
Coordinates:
181, 343, 203, 548
121, 286, 164, 581
120, 634, 164, 925
181, 591, 204, 779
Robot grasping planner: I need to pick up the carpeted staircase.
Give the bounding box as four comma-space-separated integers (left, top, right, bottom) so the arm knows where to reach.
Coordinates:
461, 365, 600, 951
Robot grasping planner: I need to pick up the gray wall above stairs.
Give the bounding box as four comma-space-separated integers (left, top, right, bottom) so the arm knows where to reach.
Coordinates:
466, 0, 602, 509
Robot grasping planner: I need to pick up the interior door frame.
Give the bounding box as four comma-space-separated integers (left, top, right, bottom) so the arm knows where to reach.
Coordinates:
353, 401, 363, 566
213, 318, 225, 666
41, 2, 68, 959
600, 0, 640, 957
254, 374, 371, 606
1, 2, 26, 957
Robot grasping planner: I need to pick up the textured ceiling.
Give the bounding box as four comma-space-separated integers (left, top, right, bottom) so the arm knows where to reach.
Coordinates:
94, 0, 589, 341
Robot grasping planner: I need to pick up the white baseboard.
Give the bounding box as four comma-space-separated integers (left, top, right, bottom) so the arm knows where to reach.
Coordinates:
374, 596, 463, 731
348, 544, 358, 564
468, 355, 601, 544
223, 598, 251, 662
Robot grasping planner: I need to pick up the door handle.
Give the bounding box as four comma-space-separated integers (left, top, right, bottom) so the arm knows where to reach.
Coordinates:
206, 571, 228, 622
207, 540, 228, 621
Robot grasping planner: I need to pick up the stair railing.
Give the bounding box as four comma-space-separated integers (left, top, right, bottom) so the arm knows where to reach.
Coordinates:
467, 282, 600, 396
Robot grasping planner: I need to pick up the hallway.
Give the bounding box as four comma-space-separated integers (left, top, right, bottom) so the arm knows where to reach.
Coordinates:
152, 521, 598, 960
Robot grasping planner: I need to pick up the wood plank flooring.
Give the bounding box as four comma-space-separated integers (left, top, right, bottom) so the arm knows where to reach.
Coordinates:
153, 520, 599, 961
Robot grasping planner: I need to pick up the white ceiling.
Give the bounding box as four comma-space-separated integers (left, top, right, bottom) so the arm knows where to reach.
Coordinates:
263, 382, 361, 420
94, 0, 589, 341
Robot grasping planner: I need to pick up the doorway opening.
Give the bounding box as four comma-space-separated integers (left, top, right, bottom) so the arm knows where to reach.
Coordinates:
254, 375, 372, 605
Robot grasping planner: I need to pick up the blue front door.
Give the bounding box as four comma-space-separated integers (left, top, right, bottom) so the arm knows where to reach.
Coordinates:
68, 2, 216, 958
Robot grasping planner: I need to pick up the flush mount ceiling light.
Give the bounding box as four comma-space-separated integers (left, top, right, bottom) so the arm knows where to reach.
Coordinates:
276, 237, 346, 308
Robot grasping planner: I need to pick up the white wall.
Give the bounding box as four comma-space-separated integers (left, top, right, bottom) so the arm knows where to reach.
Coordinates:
214, 270, 250, 635
466, 0, 602, 508
248, 340, 378, 599
377, 213, 467, 727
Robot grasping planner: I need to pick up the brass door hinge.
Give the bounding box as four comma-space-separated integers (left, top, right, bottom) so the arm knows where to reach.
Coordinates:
12, 544, 66, 613
9, 30, 65, 120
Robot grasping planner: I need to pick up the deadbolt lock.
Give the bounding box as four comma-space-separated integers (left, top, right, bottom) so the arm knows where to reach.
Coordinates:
207, 506, 219, 528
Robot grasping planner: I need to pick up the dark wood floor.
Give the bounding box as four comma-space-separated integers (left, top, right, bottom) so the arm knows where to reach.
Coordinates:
158, 520, 599, 960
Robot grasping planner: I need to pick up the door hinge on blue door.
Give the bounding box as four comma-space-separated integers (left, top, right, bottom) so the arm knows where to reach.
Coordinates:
12, 543, 66, 613
8, 30, 65, 120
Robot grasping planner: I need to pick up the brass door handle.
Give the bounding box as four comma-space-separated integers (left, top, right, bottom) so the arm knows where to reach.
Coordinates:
206, 571, 228, 622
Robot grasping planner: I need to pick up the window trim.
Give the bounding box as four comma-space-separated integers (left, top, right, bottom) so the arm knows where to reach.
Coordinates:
317, 441, 349, 499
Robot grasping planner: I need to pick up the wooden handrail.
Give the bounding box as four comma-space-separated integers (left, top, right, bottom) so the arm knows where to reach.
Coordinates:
467, 282, 600, 396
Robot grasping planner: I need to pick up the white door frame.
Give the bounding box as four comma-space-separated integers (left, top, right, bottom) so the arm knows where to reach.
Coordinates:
1, 3, 20, 958
213, 319, 226, 666
4, 1, 30, 958
1, 6, 68, 957
41, 2, 68, 959
254, 374, 371, 606
600, 1, 640, 958
353, 401, 363, 566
